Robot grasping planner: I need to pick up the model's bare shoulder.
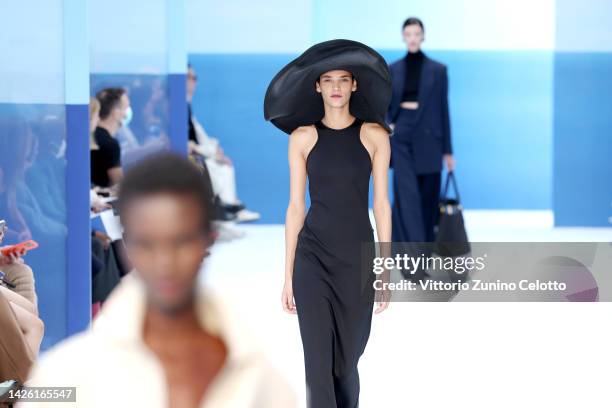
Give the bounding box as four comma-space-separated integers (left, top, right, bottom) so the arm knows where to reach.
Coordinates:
290, 125, 317, 140
362, 122, 390, 144
289, 125, 317, 157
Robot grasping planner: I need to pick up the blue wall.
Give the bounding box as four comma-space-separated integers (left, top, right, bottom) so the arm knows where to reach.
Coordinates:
189, 50, 554, 223
0, 0, 189, 350
89, 0, 188, 160
0, 0, 90, 349
188, 0, 612, 227
552, 0, 612, 227
553, 54, 612, 226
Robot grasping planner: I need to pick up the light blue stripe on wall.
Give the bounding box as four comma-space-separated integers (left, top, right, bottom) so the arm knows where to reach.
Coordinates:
556, 0, 612, 52
0, 0, 64, 103
167, 0, 187, 74
63, 0, 90, 105
186, 0, 312, 53
89, 0, 168, 73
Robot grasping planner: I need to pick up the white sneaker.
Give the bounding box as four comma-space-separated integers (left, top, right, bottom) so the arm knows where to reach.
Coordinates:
235, 209, 261, 223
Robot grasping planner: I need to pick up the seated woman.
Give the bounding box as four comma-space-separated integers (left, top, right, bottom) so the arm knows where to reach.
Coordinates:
0, 250, 43, 384
0, 224, 44, 359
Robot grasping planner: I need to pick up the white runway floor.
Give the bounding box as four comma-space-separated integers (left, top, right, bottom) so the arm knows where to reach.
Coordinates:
202, 211, 612, 408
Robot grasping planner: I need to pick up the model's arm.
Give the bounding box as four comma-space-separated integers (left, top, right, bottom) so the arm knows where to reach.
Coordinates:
367, 123, 392, 313
107, 138, 124, 186
108, 167, 124, 185
368, 124, 392, 243
282, 126, 315, 314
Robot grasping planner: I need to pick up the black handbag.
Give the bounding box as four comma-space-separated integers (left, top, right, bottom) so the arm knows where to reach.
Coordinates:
434, 171, 470, 257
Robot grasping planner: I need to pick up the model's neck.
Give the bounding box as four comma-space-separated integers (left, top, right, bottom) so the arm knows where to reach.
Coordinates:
143, 298, 202, 336
322, 105, 354, 129
98, 119, 119, 136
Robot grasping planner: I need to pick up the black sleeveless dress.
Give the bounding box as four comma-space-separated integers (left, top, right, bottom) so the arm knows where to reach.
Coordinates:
293, 117, 376, 407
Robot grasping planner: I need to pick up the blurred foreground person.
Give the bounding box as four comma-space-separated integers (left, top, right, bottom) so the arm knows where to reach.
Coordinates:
23, 153, 296, 408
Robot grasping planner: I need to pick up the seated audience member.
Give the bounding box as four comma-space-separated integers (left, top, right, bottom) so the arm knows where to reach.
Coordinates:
0, 290, 35, 385
188, 153, 246, 241
0, 221, 44, 379
0, 256, 43, 359
89, 97, 127, 310
187, 64, 260, 223
24, 154, 296, 407
89, 98, 112, 213
92, 87, 132, 188
26, 115, 67, 222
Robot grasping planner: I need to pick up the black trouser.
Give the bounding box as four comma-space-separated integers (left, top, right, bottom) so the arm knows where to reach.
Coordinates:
417, 172, 441, 242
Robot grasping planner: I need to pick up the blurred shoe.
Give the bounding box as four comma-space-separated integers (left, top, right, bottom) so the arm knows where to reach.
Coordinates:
235, 209, 260, 223
213, 221, 245, 241
215, 207, 237, 221
222, 202, 246, 214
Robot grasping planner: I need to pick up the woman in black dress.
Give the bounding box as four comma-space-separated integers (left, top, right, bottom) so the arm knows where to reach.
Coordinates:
265, 40, 392, 407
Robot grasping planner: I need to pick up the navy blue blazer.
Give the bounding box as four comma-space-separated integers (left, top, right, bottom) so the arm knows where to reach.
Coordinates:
387, 53, 452, 174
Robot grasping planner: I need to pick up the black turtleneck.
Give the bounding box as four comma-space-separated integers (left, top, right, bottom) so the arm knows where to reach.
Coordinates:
401, 50, 424, 102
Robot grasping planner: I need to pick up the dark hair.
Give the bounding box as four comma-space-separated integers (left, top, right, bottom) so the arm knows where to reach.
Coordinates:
117, 152, 213, 233
96, 87, 126, 120
402, 17, 425, 32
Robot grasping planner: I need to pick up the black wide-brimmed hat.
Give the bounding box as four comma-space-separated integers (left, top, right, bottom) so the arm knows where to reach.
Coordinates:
264, 39, 392, 134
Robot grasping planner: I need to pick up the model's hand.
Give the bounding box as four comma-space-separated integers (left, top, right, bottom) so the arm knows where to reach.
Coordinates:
374, 301, 389, 314
91, 200, 111, 213
444, 154, 455, 172
374, 289, 391, 314
0, 247, 25, 266
281, 280, 297, 314
94, 230, 112, 250
0, 252, 11, 267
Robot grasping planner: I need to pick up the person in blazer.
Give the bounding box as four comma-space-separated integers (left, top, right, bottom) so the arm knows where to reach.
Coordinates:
387, 17, 455, 243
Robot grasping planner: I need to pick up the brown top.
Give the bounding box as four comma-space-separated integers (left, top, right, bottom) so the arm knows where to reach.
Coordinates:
1, 262, 38, 308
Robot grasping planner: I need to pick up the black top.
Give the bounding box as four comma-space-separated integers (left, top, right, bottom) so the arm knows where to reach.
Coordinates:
302, 117, 373, 254
91, 126, 121, 187
401, 50, 424, 102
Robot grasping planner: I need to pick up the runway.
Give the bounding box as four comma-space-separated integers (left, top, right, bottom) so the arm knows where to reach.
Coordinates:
201, 210, 612, 407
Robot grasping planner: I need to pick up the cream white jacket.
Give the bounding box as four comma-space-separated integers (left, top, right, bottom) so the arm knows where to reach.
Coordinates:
21, 274, 297, 407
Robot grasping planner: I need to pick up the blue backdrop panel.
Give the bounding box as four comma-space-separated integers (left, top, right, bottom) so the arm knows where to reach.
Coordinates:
65, 103, 91, 335
90, 74, 173, 168
0, 104, 68, 349
168, 73, 188, 154
553, 52, 612, 227
189, 54, 292, 223
189, 50, 553, 223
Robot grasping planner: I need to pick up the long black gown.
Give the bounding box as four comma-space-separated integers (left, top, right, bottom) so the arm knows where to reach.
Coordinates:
293, 117, 376, 407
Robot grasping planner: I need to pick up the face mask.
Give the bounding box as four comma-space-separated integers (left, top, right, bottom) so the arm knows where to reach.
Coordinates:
121, 106, 133, 127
